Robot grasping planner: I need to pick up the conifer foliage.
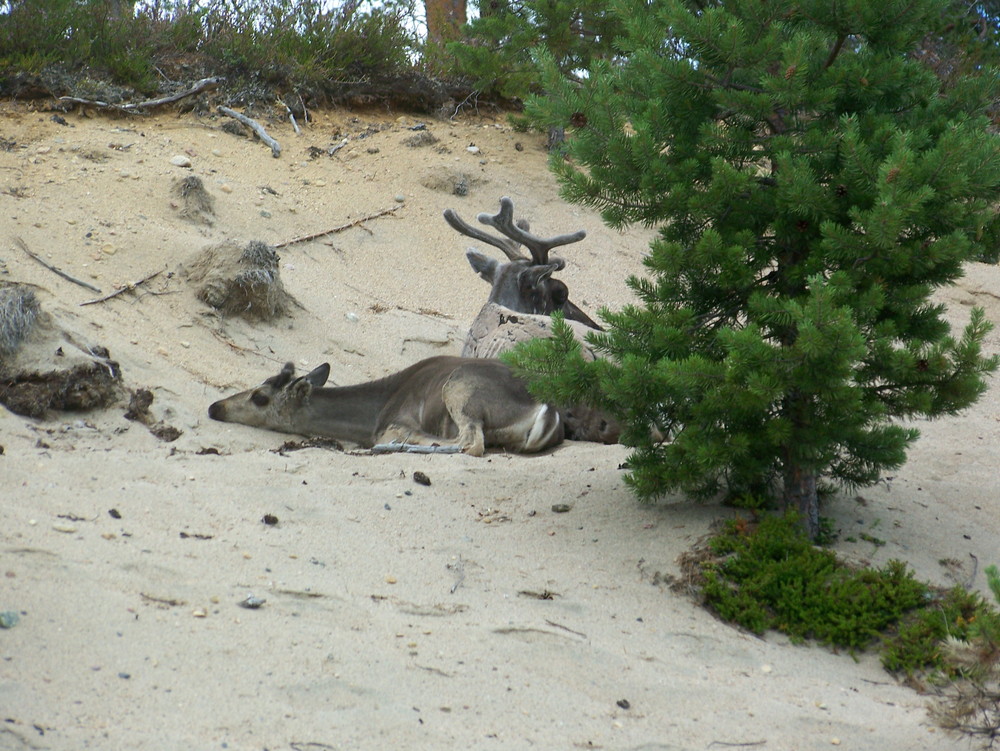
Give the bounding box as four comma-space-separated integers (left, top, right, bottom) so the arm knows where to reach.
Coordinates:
511, 0, 1000, 536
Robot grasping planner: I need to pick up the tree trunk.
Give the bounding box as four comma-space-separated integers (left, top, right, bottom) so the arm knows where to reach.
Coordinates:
783, 461, 819, 540
425, 0, 467, 43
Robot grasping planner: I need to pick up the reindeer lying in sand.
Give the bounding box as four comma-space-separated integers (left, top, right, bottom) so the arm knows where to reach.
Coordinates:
208, 357, 563, 456
445, 197, 620, 444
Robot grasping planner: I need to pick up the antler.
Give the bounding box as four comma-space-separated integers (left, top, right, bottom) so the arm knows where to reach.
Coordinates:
443, 197, 587, 265
443, 206, 525, 261
476, 197, 586, 265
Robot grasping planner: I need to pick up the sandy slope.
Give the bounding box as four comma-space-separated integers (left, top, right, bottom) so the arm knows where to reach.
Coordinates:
1, 100, 998, 750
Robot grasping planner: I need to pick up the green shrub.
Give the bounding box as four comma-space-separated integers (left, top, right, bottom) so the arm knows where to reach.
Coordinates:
0, 0, 419, 101
699, 514, 928, 650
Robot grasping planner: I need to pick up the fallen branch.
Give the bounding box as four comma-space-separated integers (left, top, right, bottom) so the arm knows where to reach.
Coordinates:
59, 76, 224, 112
14, 236, 102, 293
278, 99, 301, 135
274, 206, 400, 249
80, 269, 163, 306
370, 441, 463, 455
218, 106, 281, 158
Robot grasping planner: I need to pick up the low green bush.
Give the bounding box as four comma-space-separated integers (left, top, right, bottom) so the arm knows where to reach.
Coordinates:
699, 514, 928, 651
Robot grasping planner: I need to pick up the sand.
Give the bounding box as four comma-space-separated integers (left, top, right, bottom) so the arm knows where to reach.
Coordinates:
1, 99, 998, 750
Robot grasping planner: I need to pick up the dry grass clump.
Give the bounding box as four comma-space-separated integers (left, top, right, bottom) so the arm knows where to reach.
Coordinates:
182, 240, 291, 321
0, 283, 40, 358
171, 175, 215, 226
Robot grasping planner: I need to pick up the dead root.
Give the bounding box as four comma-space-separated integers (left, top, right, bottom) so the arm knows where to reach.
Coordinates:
0, 360, 121, 418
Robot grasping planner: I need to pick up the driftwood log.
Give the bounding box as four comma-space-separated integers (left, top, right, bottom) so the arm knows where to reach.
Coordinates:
218, 106, 281, 158
58, 76, 223, 112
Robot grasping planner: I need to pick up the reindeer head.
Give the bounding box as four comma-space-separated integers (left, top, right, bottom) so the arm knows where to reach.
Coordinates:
208, 362, 331, 431
444, 196, 600, 329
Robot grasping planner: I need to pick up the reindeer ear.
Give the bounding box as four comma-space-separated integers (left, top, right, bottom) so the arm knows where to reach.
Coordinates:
289, 378, 314, 402
466, 249, 500, 283
304, 363, 330, 388
521, 264, 559, 290
269, 362, 296, 388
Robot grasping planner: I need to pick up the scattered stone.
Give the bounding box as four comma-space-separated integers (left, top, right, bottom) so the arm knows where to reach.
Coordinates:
261, 514, 278, 526
238, 594, 266, 609
0, 611, 19, 629
169, 154, 192, 168
413, 471, 431, 486
551, 504, 572, 513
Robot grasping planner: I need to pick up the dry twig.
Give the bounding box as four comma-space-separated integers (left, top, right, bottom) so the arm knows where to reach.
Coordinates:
274, 207, 400, 249
14, 236, 102, 293
80, 269, 163, 306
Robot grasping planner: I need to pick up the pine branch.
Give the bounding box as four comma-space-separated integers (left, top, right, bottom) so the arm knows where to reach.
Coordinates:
823, 34, 847, 70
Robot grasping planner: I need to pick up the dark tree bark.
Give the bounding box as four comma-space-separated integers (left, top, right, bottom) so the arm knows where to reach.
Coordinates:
783, 462, 819, 540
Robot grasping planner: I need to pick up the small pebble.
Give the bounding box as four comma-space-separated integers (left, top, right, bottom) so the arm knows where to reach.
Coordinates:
385, 576, 397, 584
0, 611, 20, 629
238, 595, 266, 609
36, 146, 51, 154
413, 471, 431, 486
192, 609, 207, 618
551, 504, 572, 513
394, 194, 406, 203
345, 312, 359, 323
169, 155, 192, 168
466, 146, 480, 154
219, 183, 233, 193
52, 523, 76, 534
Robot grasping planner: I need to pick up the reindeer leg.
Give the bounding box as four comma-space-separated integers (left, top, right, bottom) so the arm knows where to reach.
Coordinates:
440, 381, 486, 457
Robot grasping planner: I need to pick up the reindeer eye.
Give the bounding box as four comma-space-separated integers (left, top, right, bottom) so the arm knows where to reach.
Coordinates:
250, 391, 270, 407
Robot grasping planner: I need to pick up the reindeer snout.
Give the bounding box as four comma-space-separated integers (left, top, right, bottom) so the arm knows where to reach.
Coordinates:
208, 401, 225, 420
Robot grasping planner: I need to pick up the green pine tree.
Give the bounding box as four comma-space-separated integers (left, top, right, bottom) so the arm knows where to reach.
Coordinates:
508, 0, 1000, 537
447, 0, 626, 100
